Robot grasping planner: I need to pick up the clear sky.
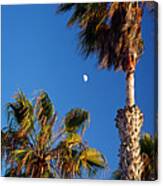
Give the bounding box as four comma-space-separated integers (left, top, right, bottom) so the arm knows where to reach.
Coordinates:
1, 4, 157, 178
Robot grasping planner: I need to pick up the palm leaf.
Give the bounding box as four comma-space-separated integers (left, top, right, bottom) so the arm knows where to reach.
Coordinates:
57, 2, 144, 72
64, 108, 90, 134
140, 133, 155, 156
35, 91, 55, 126
80, 148, 107, 168
140, 133, 157, 180
7, 91, 34, 137
65, 133, 82, 148
56, 3, 75, 13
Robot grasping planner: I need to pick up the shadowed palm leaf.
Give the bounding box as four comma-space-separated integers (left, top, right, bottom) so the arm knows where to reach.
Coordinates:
64, 108, 90, 135
7, 91, 34, 137
140, 133, 158, 180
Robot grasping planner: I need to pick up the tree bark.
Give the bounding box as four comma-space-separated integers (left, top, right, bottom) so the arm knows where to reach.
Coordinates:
115, 105, 144, 180
115, 70, 147, 180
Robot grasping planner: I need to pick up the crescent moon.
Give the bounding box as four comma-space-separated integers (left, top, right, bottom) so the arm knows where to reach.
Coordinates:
83, 74, 89, 82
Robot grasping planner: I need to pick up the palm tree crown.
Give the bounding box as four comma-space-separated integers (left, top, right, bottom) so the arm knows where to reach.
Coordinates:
1, 91, 107, 178
57, 2, 144, 72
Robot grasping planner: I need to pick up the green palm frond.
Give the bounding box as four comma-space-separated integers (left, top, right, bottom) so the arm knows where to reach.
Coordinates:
65, 133, 82, 148
140, 133, 155, 156
34, 91, 57, 149
7, 91, 34, 137
80, 148, 107, 169
140, 133, 157, 180
64, 108, 90, 134
35, 91, 55, 126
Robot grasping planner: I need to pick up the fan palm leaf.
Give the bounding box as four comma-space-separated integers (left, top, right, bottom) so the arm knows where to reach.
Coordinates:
57, 2, 145, 71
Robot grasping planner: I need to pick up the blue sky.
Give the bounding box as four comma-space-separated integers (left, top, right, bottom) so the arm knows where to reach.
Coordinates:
1, 4, 157, 178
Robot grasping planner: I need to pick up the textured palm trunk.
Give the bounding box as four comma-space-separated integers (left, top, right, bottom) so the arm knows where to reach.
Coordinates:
126, 71, 135, 107
115, 70, 146, 180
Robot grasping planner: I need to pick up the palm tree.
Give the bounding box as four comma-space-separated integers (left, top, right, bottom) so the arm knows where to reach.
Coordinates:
1, 90, 107, 178
57, 1, 157, 180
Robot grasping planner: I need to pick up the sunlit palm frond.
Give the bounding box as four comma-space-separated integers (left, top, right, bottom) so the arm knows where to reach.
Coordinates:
80, 148, 107, 169
65, 133, 82, 148
7, 91, 34, 138
35, 91, 55, 126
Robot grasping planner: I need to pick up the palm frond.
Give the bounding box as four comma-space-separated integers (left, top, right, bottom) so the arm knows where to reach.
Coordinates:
140, 133, 158, 180
7, 91, 34, 137
65, 133, 82, 148
56, 3, 75, 13
35, 91, 55, 126
64, 108, 90, 135
80, 148, 107, 169
57, 2, 144, 72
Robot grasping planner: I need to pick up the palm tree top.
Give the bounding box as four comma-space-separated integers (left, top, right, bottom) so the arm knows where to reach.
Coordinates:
57, 2, 147, 72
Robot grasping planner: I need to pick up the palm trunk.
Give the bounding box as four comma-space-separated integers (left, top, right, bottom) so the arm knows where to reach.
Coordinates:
126, 71, 135, 107
115, 70, 145, 180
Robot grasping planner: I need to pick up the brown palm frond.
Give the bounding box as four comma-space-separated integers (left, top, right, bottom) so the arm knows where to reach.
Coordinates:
57, 2, 145, 72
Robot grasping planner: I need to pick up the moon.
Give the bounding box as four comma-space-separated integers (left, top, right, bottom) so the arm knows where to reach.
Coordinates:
82, 74, 89, 82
